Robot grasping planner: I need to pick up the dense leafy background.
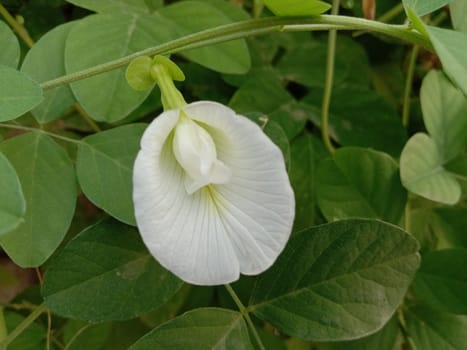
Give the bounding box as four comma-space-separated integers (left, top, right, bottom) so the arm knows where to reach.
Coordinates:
0, 0, 466, 349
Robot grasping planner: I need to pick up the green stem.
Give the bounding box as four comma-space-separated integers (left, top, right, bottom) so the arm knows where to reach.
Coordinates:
354, 3, 405, 37
224, 285, 265, 350
0, 123, 82, 144
0, 304, 47, 350
0, 4, 34, 48
39, 15, 431, 91
404, 200, 411, 232
321, 0, 340, 154
402, 45, 419, 128
0, 307, 6, 345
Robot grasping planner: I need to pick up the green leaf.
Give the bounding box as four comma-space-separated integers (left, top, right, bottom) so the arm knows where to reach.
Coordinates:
63, 320, 112, 350
129, 308, 254, 350
65, 0, 162, 14
426, 25, 467, 96
264, 0, 331, 16
268, 102, 308, 140
421, 70, 467, 161
403, 0, 451, 16
42, 219, 183, 321
229, 73, 294, 114
246, 114, 290, 168
21, 22, 76, 123
4, 311, 46, 350
289, 133, 327, 231
316, 147, 407, 224
435, 207, 467, 248
400, 133, 461, 205
0, 133, 76, 267
0, 65, 43, 122
0, 153, 25, 236
406, 305, 467, 349
277, 36, 370, 88
249, 219, 420, 341
0, 20, 20, 68
201, 0, 250, 21
451, 0, 467, 32
328, 316, 400, 350
65, 14, 173, 122
76, 124, 146, 226
303, 84, 407, 157
413, 248, 467, 314
158, 1, 251, 74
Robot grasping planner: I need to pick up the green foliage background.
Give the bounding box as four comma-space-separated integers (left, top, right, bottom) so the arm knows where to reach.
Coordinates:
0, 0, 466, 349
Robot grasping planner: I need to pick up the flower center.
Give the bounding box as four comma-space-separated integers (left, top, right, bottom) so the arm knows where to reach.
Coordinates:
172, 113, 231, 194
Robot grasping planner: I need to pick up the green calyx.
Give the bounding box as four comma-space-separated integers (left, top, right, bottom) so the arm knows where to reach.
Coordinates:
125, 55, 186, 110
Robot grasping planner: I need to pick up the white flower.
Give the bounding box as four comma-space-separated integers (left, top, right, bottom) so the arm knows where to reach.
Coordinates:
133, 101, 295, 285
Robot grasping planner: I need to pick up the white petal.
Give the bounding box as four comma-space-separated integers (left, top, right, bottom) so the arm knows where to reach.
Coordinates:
183, 101, 295, 275
134, 102, 294, 285
133, 109, 239, 285
172, 117, 230, 194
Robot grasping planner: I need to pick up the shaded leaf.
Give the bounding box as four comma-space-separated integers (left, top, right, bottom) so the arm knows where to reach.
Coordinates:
277, 37, 370, 88
406, 305, 467, 349
129, 308, 253, 350
249, 219, 420, 341
316, 147, 407, 224
42, 219, 183, 321
303, 84, 407, 156
63, 320, 112, 350
4, 311, 46, 350
413, 248, 467, 314
328, 316, 401, 350
229, 74, 294, 114
289, 133, 327, 231
434, 207, 467, 249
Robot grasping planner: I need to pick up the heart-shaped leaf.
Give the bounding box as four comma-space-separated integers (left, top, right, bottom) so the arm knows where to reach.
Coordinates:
400, 133, 461, 205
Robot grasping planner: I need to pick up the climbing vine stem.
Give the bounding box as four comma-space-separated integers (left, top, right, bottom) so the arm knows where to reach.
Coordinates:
39, 15, 431, 92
